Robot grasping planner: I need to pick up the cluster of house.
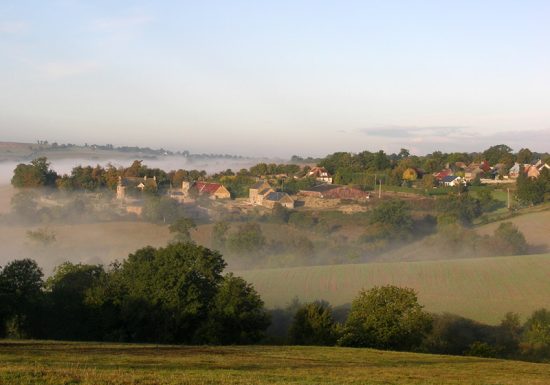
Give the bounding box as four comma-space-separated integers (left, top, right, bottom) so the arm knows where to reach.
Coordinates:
405, 159, 550, 187
114, 165, 374, 216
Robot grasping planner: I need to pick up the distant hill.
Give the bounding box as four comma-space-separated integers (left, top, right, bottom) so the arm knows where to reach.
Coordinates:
237, 254, 550, 324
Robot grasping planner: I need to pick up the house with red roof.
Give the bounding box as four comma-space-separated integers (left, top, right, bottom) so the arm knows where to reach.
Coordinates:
179, 181, 231, 200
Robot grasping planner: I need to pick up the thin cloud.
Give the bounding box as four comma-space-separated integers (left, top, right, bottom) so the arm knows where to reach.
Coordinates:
91, 13, 153, 31
359, 126, 469, 138
41, 60, 101, 79
0, 21, 29, 34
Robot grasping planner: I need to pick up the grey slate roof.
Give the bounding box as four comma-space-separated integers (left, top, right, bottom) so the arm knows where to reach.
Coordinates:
265, 192, 290, 201
251, 180, 269, 189
441, 175, 459, 183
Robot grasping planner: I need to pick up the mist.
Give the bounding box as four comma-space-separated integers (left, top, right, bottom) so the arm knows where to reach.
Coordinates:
0, 155, 268, 185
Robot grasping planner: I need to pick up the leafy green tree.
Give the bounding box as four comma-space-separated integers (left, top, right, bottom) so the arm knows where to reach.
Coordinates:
227, 223, 266, 256
203, 273, 270, 344
339, 285, 432, 350
496, 312, 522, 358
0, 259, 44, 337
483, 144, 514, 165
289, 301, 339, 346
169, 217, 197, 243
11, 157, 58, 188
516, 172, 545, 205
436, 194, 481, 227
143, 196, 183, 223
491, 222, 528, 255
44, 262, 106, 340
516, 148, 533, 164
10, 190, 38, 221
212, 221, 230, 250
369, 200, 413, 239
522, 308, 550, 359
116, 243, 227, 343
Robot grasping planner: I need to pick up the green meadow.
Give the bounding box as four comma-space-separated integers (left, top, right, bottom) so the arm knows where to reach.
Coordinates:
238, 254, 550, 324
1, 341, 550, 385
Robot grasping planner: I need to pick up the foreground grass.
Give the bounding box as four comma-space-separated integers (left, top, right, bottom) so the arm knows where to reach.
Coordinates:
1, 341, 549, 385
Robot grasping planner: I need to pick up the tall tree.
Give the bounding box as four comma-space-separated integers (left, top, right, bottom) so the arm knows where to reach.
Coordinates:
11, 157, 58, 188
0, 259, 44, 337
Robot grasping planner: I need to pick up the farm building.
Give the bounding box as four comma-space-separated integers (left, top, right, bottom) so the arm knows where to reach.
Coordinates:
434, 169, 454, 182
182, 181, 231, 200
440, 175, 465, 187
249, 180, 295, 208
249, 180, 273, 205
263, 192, 295, 209
298, 184, 369, 200
306, 167, 333, 184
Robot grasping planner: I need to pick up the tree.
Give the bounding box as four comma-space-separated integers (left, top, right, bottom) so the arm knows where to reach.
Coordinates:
496, 312, 522, 357
10, 190, 38, 221
522, 308, 550, 359
339, 285, 432, 350
212, 221, 230, 250
436, 194, 481, 227
516, 172, 545, 205
289, 301, 339, 346
491, 222, 528, 255
369, 200, 413, 239
11, 157, 58, 188
203, 273, 270, 344
0, 259, 44, 337
142, 196, 183, 223
226, 223, 266, 256
483, 145, 514, 165
516, 148, 533, 164
116, 242, 227, 343
44, 262, 106, 340
169, 217, 197, 243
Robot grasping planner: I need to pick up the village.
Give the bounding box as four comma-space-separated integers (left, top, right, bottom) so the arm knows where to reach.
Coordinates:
113, 158, 550, 218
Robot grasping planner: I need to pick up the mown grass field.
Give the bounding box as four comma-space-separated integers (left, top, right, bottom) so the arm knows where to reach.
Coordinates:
238, 254, 550, 324
1, 341, 550, 385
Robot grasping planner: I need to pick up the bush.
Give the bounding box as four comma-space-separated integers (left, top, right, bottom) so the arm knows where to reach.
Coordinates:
289, 301, 340, 346
339, 285, 432, 350
491, 222, 528, 255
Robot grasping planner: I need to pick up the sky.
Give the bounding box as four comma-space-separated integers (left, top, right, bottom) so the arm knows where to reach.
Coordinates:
1, 0, 549, 157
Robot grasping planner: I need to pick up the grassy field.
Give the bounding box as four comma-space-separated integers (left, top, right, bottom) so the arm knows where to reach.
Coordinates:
237, 254, 550, 324
476, 208, 550, 251
1, 341, 550, 385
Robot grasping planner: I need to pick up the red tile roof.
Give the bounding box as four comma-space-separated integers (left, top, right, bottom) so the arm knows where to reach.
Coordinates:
194, 182, 222, 195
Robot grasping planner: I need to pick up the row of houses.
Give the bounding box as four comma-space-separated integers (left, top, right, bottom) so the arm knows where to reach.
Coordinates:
428, 159, 550, 187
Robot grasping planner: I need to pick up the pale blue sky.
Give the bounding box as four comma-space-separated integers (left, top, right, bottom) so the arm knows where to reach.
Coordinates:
1, 1, 549, 157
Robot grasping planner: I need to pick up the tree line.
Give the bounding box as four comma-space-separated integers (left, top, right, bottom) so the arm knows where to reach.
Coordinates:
2, 243, 550, 362
0, 243, 269, 344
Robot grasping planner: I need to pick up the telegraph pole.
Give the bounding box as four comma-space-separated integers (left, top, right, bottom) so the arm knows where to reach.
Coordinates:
378, 179, 382, 199
507, 188, 510, 209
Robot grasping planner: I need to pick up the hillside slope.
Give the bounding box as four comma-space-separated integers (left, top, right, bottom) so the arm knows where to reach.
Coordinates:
237, 254, 550, 324
476, 209, 550, 252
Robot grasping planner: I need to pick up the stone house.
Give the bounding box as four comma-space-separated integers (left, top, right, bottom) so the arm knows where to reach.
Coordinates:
263, 191, 295, 209
249, 180, 273, 205
306, 167, 333, 184
183, 181, 231, 199
249, 180, 295, 208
